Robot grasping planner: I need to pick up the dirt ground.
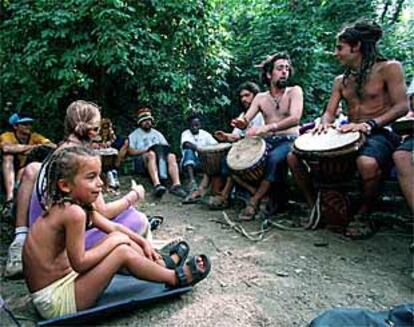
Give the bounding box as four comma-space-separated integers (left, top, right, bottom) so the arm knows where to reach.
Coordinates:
0, 175, 413, 326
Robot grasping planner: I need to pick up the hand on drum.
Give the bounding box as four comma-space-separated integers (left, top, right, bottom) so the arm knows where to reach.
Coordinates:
246, 125, 269, 137
131, 179, 145, 202
337, 122, 370, 134
231, 117, 248, 129
214, 130, 227, 142
313, 122, 335, 134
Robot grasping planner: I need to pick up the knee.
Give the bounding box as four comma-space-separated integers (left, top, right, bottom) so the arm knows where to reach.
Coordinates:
22, 162, 40, 182
393, 150, 409, 165
357, 157, 380, 179
146, 151, 156, 161
168, 153, 177, 163
286, 152, 299, 168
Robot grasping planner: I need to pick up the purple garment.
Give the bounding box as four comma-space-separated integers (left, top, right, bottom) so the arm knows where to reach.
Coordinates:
29, 190, 148, 250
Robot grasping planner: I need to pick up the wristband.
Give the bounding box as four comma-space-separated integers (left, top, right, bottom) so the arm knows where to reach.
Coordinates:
366, 119, 378, 131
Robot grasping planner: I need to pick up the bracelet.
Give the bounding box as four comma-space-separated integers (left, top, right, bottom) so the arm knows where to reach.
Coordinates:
130, 189, 140, 201
124, 196, 133, 208
366, 119, 378, 131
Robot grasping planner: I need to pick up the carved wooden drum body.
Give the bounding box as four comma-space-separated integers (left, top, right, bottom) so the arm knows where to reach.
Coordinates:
293, 129, 365, 186
198, 143, 232, 176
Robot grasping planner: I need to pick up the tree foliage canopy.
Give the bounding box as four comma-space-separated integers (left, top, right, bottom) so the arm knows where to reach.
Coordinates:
0, 0, 412, 148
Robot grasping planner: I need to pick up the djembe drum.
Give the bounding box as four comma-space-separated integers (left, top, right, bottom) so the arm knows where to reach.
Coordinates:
391, 117, 414, 136
293, 129, 366, 229
148, 144, 171, 180
226, 137, 268, 183
198, 143, 232, 176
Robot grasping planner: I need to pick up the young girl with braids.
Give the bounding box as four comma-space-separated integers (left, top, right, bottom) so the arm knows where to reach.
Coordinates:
5, 101, 150, 277
23, 146, 211, 319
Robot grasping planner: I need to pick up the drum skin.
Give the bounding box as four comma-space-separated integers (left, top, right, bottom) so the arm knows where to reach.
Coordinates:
198, 143, 231, 176
293, 130, 365, 185
226, 137, 267, 183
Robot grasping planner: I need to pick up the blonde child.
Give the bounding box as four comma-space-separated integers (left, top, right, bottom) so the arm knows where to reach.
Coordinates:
5, 101, 149, 277
23, 146, 211, 319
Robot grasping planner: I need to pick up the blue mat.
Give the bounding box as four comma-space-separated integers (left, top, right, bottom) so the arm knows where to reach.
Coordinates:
38, 274, 192, 326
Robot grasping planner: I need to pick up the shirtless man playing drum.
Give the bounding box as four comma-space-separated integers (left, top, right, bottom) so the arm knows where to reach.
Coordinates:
288, 21, 409, 239
232, 52, 304, 220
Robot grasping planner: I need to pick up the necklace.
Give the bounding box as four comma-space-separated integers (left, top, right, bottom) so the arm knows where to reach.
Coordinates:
270, 89, 286, 110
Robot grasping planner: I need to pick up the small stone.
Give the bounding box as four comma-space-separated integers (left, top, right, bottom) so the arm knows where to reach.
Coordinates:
276, 271, 289, 277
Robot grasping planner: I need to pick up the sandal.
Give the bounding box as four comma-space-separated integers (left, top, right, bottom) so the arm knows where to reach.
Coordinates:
344, 219, 378, 240
174, 255, 211, 287
148, 215, 164, 231
182, 191, 202, 204
238, 202, 258, 221
153, 184, 167, 197
161, 241, 190, 269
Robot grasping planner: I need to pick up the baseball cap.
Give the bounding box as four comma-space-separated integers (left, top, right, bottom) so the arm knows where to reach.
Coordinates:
8, 113, 34, 125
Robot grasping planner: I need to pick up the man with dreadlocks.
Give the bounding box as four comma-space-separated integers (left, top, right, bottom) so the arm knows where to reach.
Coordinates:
288, 20, 409, 239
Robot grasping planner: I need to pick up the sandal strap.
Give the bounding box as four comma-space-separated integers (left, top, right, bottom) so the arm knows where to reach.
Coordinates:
175, 265, 189, 287
170, 241, 190, 263
162, 255, 177, 269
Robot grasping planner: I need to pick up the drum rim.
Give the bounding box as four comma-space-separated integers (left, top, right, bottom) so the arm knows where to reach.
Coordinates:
198, 142, 232, 152
293, 133, 366, 158
294, 130, 362, 152
226, 137, 266, 170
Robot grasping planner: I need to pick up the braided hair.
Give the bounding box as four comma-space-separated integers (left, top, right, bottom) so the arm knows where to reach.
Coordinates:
338, 20, 386, 98
64, 100, 101, 142
41, 146, 99, 221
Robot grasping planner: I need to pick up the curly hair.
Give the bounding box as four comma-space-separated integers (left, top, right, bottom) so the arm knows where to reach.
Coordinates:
41, 146, 99, 214
260, 52, 294, 87
338, 20, 386, 98
64, 100, 101, 141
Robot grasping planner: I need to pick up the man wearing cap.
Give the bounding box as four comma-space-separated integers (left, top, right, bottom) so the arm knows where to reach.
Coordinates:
0, 113, 55, 219
127, 107, 187, 198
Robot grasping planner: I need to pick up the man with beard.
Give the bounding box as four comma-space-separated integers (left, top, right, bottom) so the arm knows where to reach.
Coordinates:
186, 82, 264, 206
231, 53, 304, 220
287, 21, 408, 239
215, 82, 264, 142
0, 112, 55, 219
127, 107, 187, 198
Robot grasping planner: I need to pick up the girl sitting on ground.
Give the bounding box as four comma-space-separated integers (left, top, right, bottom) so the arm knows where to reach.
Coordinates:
23, 146, 211, 320
5, 101, 150, 277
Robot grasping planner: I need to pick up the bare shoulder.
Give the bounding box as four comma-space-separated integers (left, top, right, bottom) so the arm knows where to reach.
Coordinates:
287, 85, 303, 95
376, 60, 403, 74
60, 203, 87, 225
256, 91, 269, 100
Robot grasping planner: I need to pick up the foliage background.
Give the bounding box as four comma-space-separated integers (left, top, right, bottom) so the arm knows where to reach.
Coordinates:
0, 0, 412, 151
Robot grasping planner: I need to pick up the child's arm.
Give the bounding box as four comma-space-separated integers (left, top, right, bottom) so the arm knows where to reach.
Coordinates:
92, 210, 159, 261
64, 204, 132, 272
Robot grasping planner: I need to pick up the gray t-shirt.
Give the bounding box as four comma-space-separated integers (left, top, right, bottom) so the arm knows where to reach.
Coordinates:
128, 128, 168, 151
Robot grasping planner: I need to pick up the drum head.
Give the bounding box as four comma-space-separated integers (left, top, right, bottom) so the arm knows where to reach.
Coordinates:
97, 147, 118, 156
391, 117, 414, 135
226, 137, 266, 170
198, 143, 232, 153
294, 129, 361, 152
